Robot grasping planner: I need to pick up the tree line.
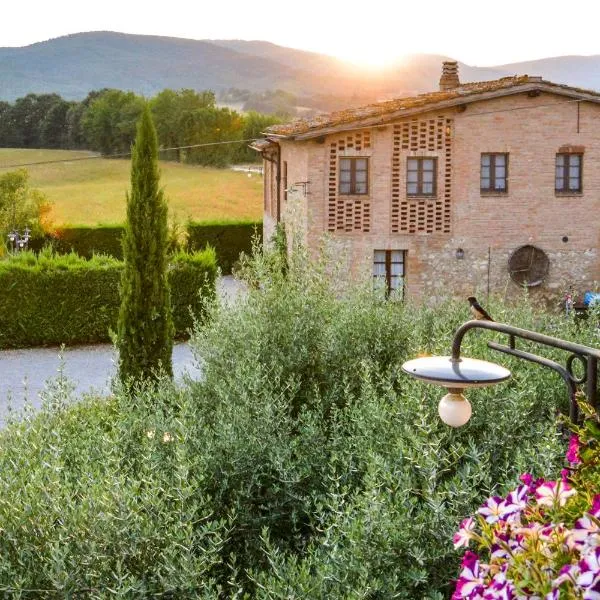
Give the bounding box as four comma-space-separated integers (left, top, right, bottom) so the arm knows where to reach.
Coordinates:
0, 89, 281, 166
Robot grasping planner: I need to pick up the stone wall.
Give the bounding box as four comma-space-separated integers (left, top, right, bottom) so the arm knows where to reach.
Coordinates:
420, 242, 599, 307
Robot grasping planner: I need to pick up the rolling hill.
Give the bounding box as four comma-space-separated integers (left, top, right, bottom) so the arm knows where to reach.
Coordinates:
1, 31, 599, 103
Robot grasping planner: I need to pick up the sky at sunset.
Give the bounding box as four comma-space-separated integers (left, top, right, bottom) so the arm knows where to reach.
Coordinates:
3, 0, 600, 67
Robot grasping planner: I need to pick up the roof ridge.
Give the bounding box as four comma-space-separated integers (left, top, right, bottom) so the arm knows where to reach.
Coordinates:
266, 75, 600, 139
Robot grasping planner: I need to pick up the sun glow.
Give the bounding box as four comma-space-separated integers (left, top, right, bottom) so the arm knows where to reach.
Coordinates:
335, 47, 400, 70
316, 36, 405, 70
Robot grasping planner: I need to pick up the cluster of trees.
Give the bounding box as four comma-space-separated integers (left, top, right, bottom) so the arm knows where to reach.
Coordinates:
218, 87, 381, 117
218, 88, 299, 118
0, 89, 281, 166
219, 88, 300, 118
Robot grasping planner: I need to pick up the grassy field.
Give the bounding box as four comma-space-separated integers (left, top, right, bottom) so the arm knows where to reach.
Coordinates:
0, 149, 263, 226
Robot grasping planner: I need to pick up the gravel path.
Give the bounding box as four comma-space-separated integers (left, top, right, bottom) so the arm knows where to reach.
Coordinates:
0, 276, 246, 423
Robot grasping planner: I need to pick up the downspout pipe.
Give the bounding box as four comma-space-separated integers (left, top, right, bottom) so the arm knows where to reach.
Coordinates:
261, 140, 282, 223
274, 142, 281, 223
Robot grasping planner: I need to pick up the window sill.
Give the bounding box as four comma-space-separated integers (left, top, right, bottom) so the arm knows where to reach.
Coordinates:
339, 194, 370, 199
480, 191, 508, 196
407, 195, 439, 201
555, 192, 583, 197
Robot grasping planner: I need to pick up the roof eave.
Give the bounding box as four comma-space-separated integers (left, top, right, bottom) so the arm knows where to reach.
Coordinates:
249, 136, 284, 152
262, 132, 288, 139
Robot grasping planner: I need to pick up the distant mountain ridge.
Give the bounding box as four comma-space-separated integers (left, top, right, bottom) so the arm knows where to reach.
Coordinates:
1, 31, 599, 103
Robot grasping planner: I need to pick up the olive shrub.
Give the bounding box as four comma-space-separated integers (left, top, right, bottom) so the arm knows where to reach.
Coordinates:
0, 244, 588, 597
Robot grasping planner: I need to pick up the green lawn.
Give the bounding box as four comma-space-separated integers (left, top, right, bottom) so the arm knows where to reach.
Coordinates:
0, 149, 263, 226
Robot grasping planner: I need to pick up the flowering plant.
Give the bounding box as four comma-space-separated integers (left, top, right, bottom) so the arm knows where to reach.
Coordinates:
452, 400, 600, 599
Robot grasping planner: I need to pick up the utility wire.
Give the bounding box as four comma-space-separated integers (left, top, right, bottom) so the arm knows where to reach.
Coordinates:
0, 138, 261, 170
0, 95, 593, 170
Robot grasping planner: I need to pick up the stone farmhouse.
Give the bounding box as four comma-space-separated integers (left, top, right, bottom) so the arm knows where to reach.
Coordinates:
252, 62, 600, 302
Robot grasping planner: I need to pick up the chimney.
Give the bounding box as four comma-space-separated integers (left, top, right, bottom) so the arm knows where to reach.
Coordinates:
439, 61, 460, 91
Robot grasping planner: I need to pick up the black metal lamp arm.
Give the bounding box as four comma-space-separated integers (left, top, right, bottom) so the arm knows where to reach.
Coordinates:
451, 320, 599, 422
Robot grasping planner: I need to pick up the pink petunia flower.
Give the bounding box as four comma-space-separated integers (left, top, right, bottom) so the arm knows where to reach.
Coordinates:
539, 522, 566, 542
519, 473, 546, 495
478, 496, 506, 524
501, 485, 529, 521
566, 433, 581, 464
454, 517, 476, 549
454, 551, 485, 598
591, 494, 600, 518
569, 515, 600, 549
491, 532, 511, 561
483, 570, 517, 600
513, 523, 555, 554
509, 532, 527, 554
519, 473, 533, 486
554, 562, 580, 587
535, 480, 577, 508
577, 546, 600, 596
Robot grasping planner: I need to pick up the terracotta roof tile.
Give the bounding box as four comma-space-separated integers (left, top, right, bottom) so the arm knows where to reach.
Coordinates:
265, 76, 600, 138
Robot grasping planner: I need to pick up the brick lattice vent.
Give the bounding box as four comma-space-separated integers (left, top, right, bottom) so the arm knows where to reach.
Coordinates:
392, 118, 452, 234
328, 132, 372, 232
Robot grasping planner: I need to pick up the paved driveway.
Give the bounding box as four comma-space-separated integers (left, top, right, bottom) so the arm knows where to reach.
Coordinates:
0, 276, 246, 423
0, 342, 201, 416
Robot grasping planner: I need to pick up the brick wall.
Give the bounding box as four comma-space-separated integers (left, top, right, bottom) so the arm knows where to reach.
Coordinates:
269, 91, 600, 303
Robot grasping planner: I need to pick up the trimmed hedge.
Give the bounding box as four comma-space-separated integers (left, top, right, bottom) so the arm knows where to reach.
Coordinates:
169, 249, 217, 334
30, 220, 262, 274
30, 226, 125, 259
187, 220, 262, 274
0, 248, 216, 349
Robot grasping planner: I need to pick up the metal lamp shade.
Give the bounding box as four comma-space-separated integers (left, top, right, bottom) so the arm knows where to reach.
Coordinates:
402, 356, 511, 389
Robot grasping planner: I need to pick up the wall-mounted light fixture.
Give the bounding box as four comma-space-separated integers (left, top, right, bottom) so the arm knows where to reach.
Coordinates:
287, 181, 310, 196
455, 248, 465, 260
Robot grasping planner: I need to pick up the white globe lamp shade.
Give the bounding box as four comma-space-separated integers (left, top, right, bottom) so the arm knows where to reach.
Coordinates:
438, 391, 472, 427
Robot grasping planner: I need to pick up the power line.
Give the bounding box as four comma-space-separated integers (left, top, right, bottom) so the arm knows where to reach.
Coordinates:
0, 95, 594, 170
0, 138, 260, 170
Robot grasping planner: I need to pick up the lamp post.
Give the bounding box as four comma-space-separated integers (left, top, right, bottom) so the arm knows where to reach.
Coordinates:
7, 227, 31, 253
402, 319, 599, 427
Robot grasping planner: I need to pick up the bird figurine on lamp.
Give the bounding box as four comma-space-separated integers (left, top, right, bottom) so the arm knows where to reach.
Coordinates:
467, 296, 494, 321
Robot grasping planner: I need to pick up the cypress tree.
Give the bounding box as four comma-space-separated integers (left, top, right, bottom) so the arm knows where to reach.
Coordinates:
117, 104, 174, 384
